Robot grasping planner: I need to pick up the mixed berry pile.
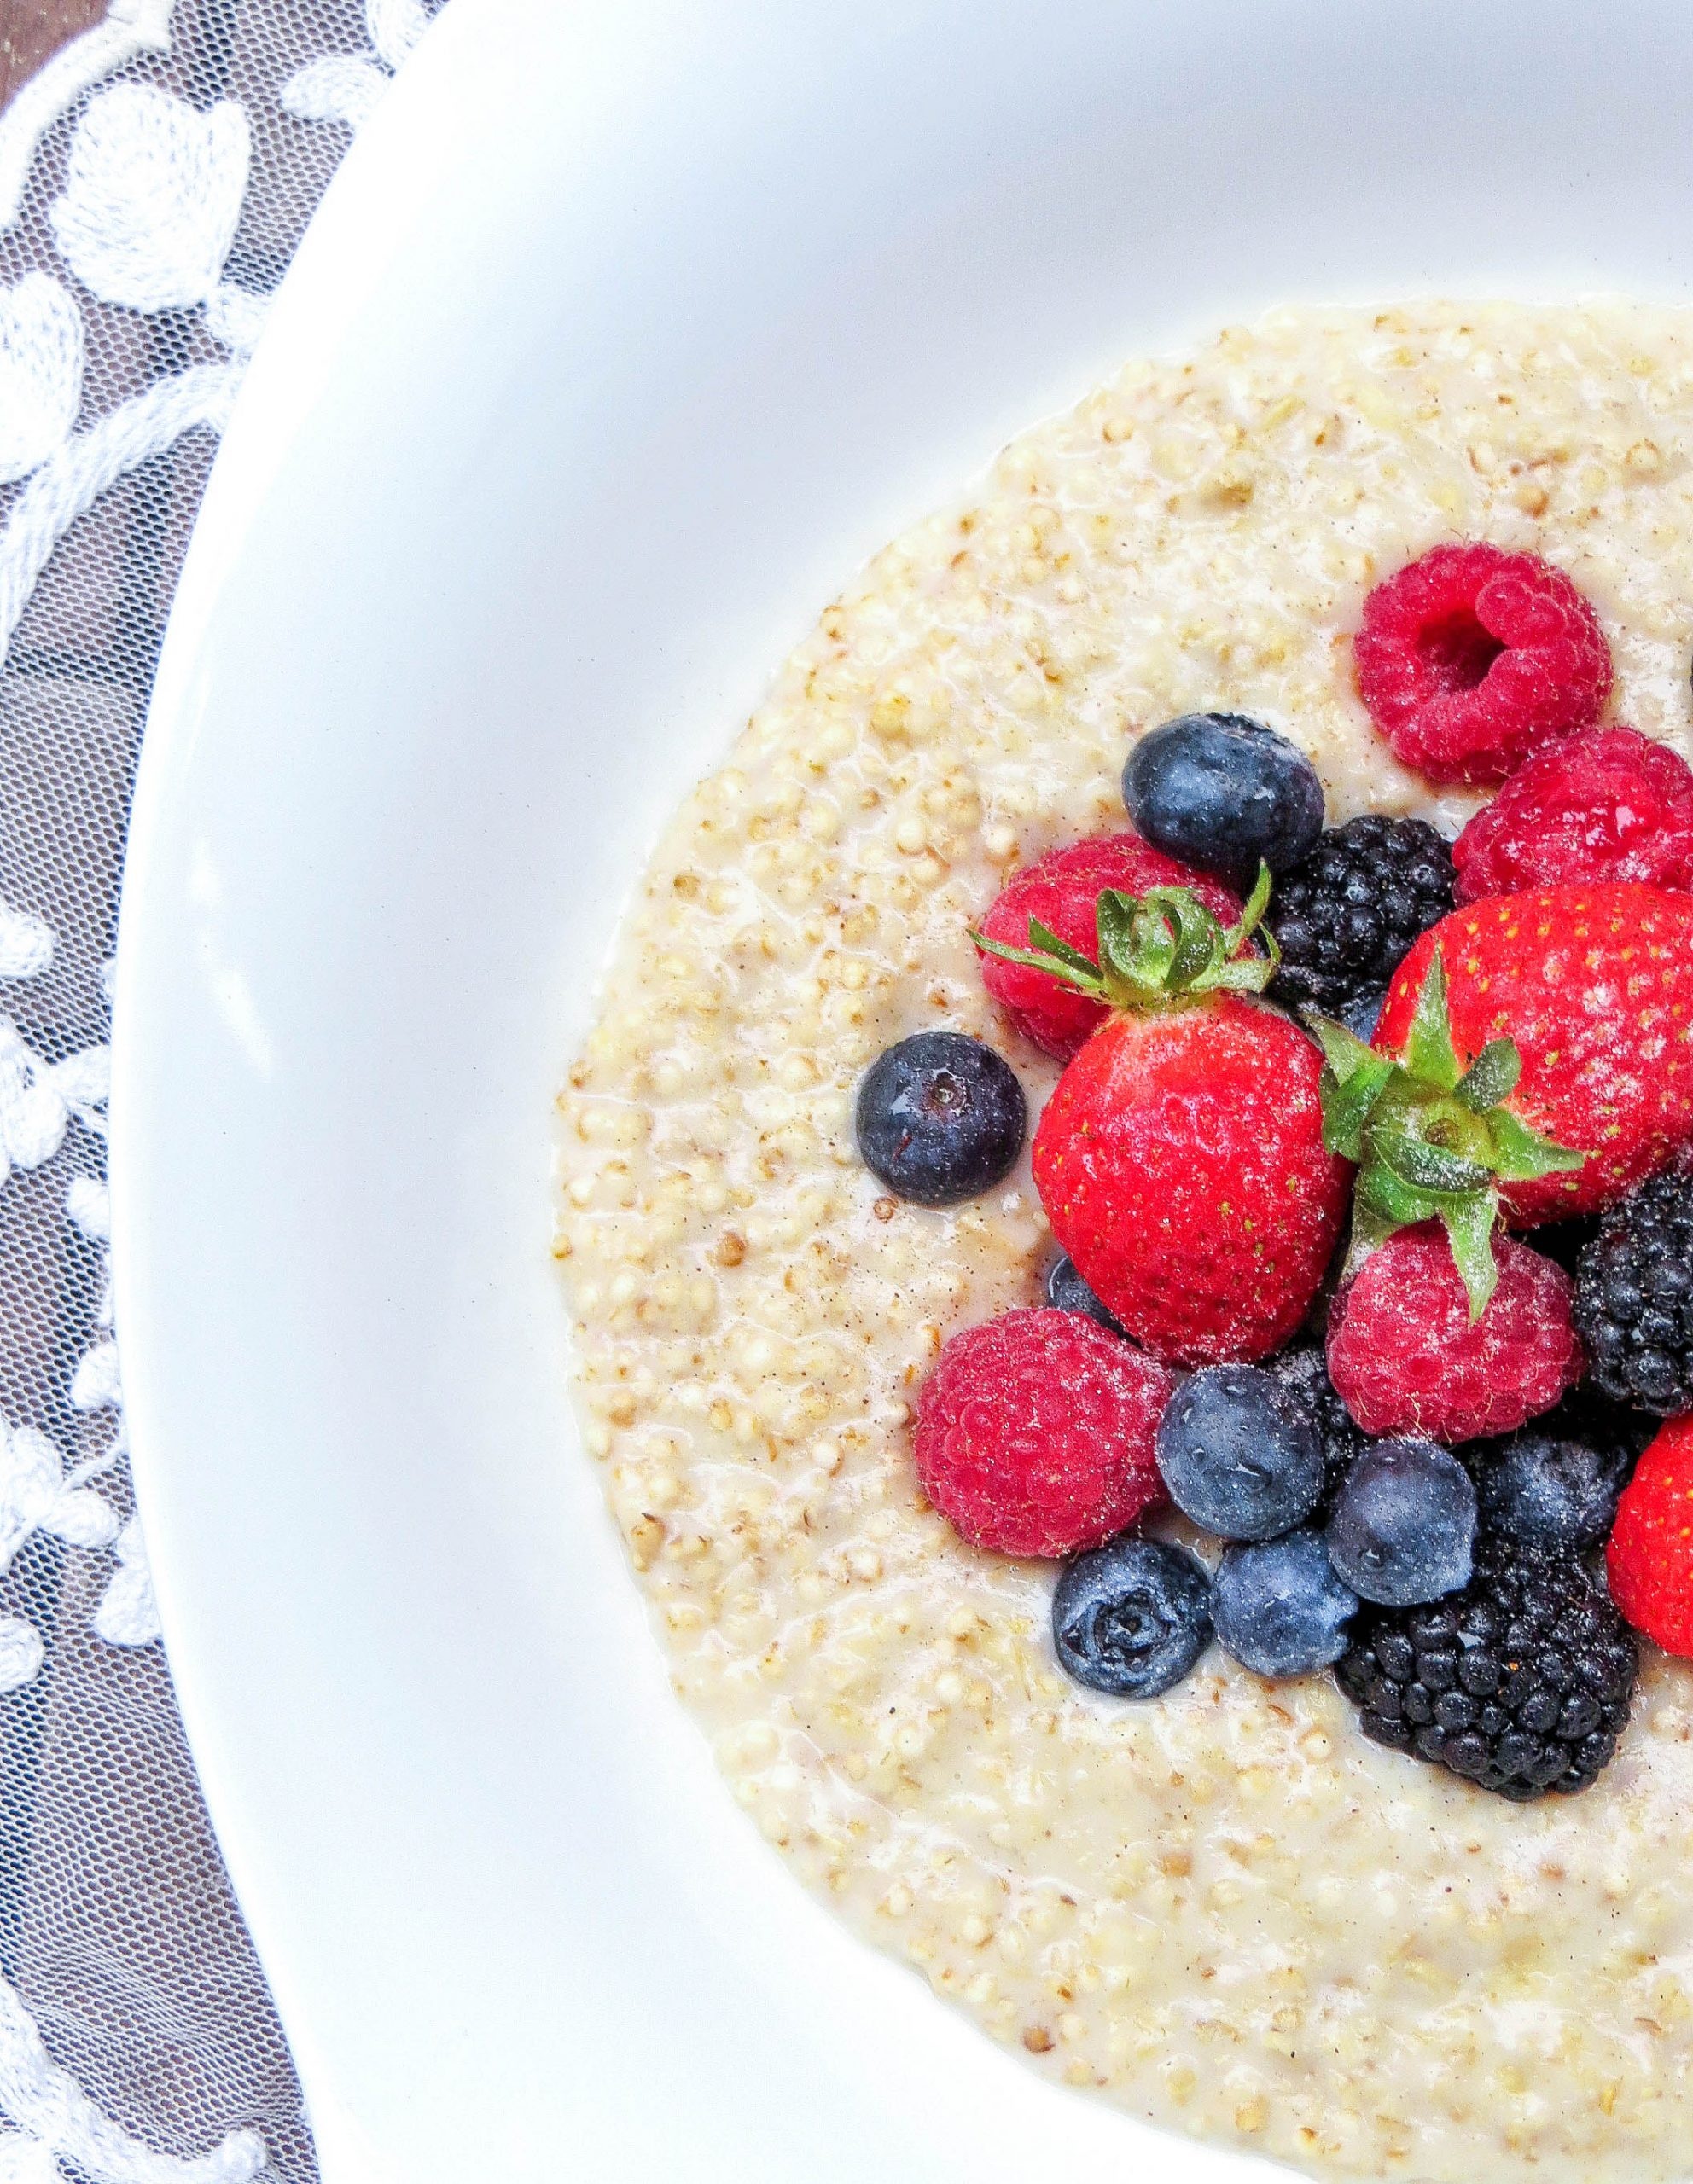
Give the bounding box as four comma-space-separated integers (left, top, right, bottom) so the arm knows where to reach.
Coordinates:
854, 537, 1693, 1804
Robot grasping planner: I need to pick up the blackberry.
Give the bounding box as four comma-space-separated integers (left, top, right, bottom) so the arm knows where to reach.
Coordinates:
1574, 1172, 1693, 1414
1267, 1345, 1363, 1510
1335, 1545, 1638, 1799
1268, 815, 1455, 1014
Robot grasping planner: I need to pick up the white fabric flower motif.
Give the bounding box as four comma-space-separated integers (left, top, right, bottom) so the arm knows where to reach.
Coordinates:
282, 0, 429, 131
71, 1336, 121, 1413
50, 85, 250, 312
0, 1019, 108, 1188
0, 1421, 118, 1573
0, 1623, 44, 1696
0, 902, 53, 979
67, 1175, 110, 1245
95, 1519, 159, 1648
0, 275, 81, 485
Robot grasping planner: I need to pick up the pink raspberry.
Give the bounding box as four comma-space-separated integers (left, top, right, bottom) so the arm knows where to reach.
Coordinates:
1453, 726, 1693, 902
975, 833, 1239, 1059
914, 1308, 1172, 1556
1327, 1225, 1582, 1443
1353, 543, 1612, 784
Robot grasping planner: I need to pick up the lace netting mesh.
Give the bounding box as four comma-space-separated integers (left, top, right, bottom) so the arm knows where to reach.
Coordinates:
0, 2, 445, 2172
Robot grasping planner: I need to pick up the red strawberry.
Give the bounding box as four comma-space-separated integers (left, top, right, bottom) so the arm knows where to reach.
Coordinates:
976, 834, 1238, 1059
1033, 994, 1349, 1364
1373, 886, 1693, 1223
980, 871, 1351, 1363
914, 1308, 1172, 1556
1453, 727, 1693, 902
1607, 1416, 1693, 1656
1326, 1224, 1582, 1442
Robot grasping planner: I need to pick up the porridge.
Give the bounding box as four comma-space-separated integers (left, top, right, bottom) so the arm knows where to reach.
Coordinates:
553, 304, 1693, 2182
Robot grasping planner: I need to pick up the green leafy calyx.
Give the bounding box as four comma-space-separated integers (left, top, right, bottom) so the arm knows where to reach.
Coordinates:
974, 863, 1279, 1011
1310, 949, 1585, 1322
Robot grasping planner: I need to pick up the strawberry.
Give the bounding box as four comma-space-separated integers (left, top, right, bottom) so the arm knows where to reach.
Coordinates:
1607, 1415, 1693, 1657
981, 871, 1351, 1364
1373, 886, 1693, 1227
975, 833, 1239, 1060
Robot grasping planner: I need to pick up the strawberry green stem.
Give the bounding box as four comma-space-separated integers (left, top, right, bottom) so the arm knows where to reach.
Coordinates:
974, 861, 1279, 1012
1309, 949, 1585, 1321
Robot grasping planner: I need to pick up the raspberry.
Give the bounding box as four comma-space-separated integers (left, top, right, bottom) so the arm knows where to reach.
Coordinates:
1453, 727, 1693, 902
1607, 1416, 1693, 1657
976, 833, 1238, 1059
1327, 1224, 1583, 1443
1353, 543, 1612, 784
914, 1308, 1172, 1556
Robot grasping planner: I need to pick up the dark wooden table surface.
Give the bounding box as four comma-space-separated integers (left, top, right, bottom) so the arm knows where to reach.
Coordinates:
0, 0, 106, 110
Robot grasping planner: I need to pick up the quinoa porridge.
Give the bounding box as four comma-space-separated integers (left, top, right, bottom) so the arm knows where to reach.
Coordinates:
553, 304, 1693, 2182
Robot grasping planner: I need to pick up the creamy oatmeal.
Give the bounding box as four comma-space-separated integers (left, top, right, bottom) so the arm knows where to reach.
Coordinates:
554, 305, 1693, 2182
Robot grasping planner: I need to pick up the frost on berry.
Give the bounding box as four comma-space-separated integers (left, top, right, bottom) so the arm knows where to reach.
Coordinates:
1454, 727, 1693, 901
1353, 542, 1612, 784
914, 1307, 1172, 1557
976, 834, 1238, 1059
1327, 1225, 1582, 1443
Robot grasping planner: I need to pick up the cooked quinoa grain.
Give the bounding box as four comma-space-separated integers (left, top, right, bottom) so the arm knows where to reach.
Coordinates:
556, 305, 1693, 2183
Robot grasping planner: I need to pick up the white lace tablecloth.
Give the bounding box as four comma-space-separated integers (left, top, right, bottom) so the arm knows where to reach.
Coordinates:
0, 4, 443, 2175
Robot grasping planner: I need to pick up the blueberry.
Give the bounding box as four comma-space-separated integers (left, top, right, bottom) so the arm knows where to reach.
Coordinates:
855, 1032, 1025, 1206
1045, 1253, 1127, 1337
1326, 1438, 1475, 1606
1154, 1365, 1324, 1540
1475, 1432, 1633, 1554
1123, 712, 1325, 892
1052, 1536, 1212, 1698
1341, 988, 1385, 1044
1212, 1530, 1358, 1677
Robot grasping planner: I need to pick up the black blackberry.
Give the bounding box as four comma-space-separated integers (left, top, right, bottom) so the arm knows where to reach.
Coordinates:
1268, 815, 1455, 1014
1267, 1344, 1363, 1511
1335, 1546, 1638, 1800
1574, 1172, 1693, 1415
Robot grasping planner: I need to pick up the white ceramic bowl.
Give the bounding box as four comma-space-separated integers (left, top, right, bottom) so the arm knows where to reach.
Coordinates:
113, 3, 1693, 2179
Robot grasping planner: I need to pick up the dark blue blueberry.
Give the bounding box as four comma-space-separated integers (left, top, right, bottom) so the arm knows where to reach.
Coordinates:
1341, 988, 1385, 1044
854, 1032, 1025, 1206
1122, 712, 1325, 892
1212, 1530, 1358, 1677
1154, 1365, 1324, 1540
1475, 1431, 1634, 1554
1326, 1438, 1475, 1606
1052, 1536, 1212, 1698
1044, 1253, 1127, 1337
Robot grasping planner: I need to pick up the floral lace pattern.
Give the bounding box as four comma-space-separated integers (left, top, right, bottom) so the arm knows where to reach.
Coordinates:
0, 3, 440, 2174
